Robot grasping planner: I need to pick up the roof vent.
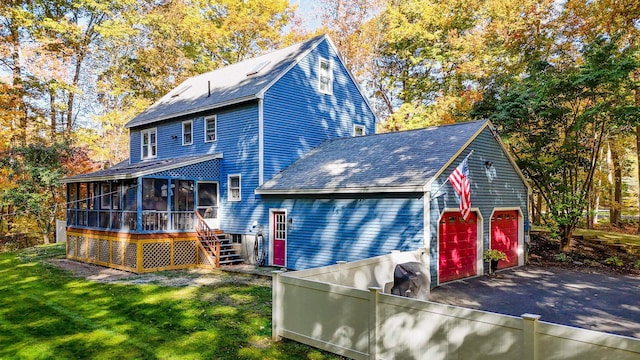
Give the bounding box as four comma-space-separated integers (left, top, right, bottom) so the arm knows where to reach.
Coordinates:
246, 61, 270, 77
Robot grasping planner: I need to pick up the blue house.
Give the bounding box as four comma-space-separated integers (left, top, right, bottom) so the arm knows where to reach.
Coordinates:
62, 35, 529, 285
62, 35, 377, 272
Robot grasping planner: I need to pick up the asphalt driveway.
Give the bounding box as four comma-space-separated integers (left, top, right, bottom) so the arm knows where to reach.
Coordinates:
429, 265, 640, 338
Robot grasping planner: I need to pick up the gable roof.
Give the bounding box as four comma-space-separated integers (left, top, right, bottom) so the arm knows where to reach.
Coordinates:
256, 121, 489, 194
126, 35, 328, 129
61, 153, 222, 183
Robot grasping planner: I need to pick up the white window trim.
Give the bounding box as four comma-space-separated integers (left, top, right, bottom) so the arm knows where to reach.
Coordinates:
182, 120, 193, 146
228, 174, 241, 202
204, 115, 217, 143
140, 128, 157, 160
318, 57, 333, 95
353, 124, 366, 136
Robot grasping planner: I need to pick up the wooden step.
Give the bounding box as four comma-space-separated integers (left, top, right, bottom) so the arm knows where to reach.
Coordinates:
196, 232, 243, 267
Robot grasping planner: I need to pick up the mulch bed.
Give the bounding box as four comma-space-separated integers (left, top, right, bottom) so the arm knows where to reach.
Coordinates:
528, 231, 640, 276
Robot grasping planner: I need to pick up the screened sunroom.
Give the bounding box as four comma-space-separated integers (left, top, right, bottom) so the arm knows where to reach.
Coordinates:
65, 178, 220, 232
61, 154, 223, 272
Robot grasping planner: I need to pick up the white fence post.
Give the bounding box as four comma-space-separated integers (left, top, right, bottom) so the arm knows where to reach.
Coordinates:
336, 261, 346, 284
522, 313, 541, 360
272, 270, 284, 341
369, 287, 381, 360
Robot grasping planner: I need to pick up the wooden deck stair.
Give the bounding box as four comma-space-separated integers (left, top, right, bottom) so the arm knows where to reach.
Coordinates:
195, 212, 242, 267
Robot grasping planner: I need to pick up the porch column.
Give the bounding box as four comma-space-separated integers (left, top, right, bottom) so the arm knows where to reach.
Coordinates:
136, 177, 143, 232
167, 179, 172, 231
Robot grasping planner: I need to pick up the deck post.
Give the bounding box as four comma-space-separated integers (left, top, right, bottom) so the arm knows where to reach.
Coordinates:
215, 241, 220, 267
137, 239, 143, 272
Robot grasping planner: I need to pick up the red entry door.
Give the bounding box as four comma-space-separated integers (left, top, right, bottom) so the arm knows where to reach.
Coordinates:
491, 210, 519, 269
272, 212, 286, 267
439, 211, 477, 283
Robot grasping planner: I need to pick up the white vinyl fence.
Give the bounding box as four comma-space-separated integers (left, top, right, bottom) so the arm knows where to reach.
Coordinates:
272, 251, 640, 360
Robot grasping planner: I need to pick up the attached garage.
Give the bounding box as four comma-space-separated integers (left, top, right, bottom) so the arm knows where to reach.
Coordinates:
439, 211, 479, 283
256, 120, 530, 288
491, 210, 520, 269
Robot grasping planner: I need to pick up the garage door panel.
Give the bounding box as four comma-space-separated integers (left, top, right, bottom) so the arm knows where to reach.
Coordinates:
491, 210, 518, 269
439, 211, 478, 283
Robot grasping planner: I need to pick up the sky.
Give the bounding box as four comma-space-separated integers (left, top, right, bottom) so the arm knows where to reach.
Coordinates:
291, 0, 322, 30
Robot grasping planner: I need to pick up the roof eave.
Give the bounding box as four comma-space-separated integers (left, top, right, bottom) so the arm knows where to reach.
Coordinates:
125, 95, 259, 129
61, 153, 223, 184
255, 35, 326, 99
255, 185, 426, 195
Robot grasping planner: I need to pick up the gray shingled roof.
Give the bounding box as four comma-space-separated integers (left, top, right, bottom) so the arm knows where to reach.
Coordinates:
256, 121, 488, 194
125, 35, 327, 129
61, 154, 222, 183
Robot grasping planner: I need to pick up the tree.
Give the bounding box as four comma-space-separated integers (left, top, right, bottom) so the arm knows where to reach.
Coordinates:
474, 37, 639, 251
374, 0, 559, 130
0, 143, 70, 243
315, 0, 386, 114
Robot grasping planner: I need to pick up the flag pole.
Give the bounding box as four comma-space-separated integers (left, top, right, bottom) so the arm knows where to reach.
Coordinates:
431, 150, 474, 197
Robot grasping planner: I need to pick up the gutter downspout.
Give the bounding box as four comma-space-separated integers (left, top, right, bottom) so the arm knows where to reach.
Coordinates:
258, 98, 264, 185
424, 191, 431, 289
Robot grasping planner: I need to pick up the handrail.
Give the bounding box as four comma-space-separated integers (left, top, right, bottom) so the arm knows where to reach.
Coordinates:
195, 211, 220, 267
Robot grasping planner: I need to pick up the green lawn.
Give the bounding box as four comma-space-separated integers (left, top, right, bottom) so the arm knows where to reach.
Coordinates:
0, 244, 339, 360
573, 228, 640, 247
531, 225, 640, 249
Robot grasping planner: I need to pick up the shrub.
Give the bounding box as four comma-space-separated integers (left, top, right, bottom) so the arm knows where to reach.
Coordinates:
483, 249, 507, 262
554, 253, 572, 262
604, 256, 623, 267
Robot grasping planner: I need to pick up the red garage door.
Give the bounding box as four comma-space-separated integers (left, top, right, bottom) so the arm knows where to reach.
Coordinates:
439, 212, 477, 283
491, 210, 519, 269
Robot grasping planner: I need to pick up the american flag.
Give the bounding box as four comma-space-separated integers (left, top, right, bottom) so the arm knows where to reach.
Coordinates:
448, 157, 471, 220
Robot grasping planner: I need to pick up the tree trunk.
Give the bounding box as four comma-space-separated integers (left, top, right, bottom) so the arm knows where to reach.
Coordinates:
558, 224, 573, 252
637, 86, 640, 233
535, 192, 542, 224
611, 145, 622, 227
50, 87, 57, 137
586, 188, 594, 229
9, 24, 27, 146
66, 47, 86, 133
42, 232, 50, 245
637, 120, 640, 232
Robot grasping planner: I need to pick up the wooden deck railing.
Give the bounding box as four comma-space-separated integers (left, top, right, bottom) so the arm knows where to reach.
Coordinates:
195, 211, 220, 267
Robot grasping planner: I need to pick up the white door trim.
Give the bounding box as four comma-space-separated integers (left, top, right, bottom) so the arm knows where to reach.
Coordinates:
269, 208, 288, 268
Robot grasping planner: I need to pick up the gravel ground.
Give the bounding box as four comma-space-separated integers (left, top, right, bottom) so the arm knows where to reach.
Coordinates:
47, 258, 273, 287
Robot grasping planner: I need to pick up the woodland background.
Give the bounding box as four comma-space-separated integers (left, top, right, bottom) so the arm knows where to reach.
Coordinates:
1, 0, 639, 250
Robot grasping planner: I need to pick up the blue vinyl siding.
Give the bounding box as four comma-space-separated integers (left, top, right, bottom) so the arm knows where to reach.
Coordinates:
215, 105, 260, 234
262, 38, 377, 181
130, 129, 141, 163
260, 194, 424, 270
129, 103, 259, 163
428, 127, 529, 283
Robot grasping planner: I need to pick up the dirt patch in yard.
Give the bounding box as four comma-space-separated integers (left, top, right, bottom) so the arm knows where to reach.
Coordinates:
47, 258, 272, 287
529, 231, 640, 276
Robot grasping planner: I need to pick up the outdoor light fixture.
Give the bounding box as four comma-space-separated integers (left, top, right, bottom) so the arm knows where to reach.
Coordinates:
484, 161, 493, 169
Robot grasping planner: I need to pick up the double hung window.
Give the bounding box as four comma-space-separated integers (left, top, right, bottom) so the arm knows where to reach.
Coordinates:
141, 128, 157, 160
319, 58, 333, 94
182, 120, 193, 145
228, 175, 241, 201
204, 116, 216, 142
